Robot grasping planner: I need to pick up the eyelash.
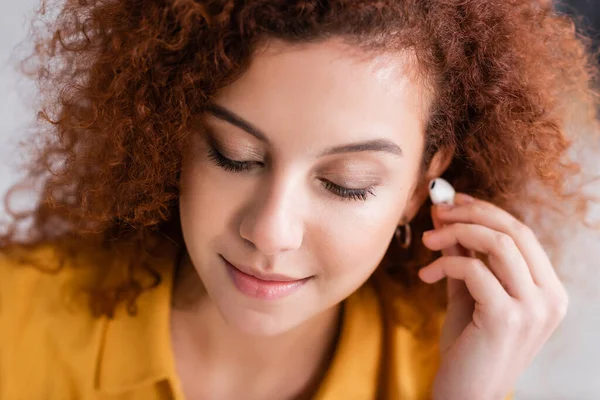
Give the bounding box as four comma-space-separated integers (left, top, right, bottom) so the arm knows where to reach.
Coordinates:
207, 146, 255, 172
206, 145, 376, 202
320, 180, 375, 202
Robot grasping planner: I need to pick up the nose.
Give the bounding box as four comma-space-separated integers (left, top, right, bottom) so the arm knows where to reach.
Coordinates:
239, 176, 304, 256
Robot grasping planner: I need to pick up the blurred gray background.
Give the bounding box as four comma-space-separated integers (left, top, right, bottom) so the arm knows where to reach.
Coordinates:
1, 1, 599, 399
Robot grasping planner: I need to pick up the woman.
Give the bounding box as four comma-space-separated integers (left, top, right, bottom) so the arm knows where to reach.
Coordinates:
1, 0, 598, 399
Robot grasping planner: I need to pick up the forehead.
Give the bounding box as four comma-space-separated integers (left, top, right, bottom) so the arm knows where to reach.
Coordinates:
211, 38, 432, 157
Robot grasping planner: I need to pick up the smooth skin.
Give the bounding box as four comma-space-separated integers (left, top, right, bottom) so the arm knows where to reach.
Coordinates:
421, 194, 568, 399
174, 38, 444, 399
174, 37, 567, 399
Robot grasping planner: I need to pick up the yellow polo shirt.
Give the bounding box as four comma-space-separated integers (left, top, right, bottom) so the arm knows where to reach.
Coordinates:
0, 243, 511, 399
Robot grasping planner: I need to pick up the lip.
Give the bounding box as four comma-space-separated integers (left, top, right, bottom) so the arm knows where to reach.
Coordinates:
221, 256, 310, 300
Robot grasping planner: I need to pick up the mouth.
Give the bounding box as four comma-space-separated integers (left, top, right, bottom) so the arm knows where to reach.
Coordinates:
221, 256, 311, 301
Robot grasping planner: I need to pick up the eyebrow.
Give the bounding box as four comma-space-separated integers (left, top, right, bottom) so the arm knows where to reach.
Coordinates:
205, 103, 403, 158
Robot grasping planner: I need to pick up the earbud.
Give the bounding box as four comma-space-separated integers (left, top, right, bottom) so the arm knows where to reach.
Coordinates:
428, 178, 455, 205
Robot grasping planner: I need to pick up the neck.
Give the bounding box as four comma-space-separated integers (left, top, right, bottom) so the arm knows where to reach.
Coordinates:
170, 252, 342, 398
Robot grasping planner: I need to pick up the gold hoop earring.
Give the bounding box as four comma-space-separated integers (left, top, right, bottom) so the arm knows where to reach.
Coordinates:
395, 223, 412, 249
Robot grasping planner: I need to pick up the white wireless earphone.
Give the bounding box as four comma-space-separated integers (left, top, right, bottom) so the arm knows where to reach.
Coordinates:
428, 177, 456, 205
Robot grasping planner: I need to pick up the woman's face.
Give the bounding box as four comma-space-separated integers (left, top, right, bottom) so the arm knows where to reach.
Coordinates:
179, 38, 437, 336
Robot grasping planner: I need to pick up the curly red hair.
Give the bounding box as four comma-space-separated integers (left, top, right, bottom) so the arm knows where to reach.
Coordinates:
2, 0, 599, 328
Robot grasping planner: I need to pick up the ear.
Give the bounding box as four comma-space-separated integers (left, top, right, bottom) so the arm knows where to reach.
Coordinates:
400, 145, 454, 224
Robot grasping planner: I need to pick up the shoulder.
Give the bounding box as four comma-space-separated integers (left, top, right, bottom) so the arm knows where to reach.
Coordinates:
0, 241, 125, 321
0, 242, 105, 397
0, 242, 93, 321
0, 241, 177, 399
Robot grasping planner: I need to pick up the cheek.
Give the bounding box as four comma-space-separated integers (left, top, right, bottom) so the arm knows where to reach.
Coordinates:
311, 199, 403, 292
179, 152, 241, 245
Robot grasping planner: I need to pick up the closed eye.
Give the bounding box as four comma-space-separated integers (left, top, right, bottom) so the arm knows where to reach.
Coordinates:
206, 144, 376, 202
207, 146, 256, 172
320, 180, 375, 202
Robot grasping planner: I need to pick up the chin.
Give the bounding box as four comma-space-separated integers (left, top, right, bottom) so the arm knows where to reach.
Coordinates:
216, 298, 306, 337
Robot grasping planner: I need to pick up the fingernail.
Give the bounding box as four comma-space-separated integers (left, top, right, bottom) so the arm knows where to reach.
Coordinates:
456, 193, 474, 203
423, 230, 435, 237
437, 203, 454, 211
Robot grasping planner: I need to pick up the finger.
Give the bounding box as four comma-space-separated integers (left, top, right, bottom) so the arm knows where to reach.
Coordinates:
423, 223, 536, 298
436, 194, 558, 287
430, 206, 474, 303
431, 206, 473, 258
419, 256, 509, 305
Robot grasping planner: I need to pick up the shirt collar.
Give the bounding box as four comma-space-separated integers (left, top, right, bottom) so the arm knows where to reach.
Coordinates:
94, 244, 180, 394
314, 283, 383, 400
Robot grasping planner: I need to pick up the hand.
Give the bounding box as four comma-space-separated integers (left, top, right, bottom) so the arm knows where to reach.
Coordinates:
419, 193, 569, 400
